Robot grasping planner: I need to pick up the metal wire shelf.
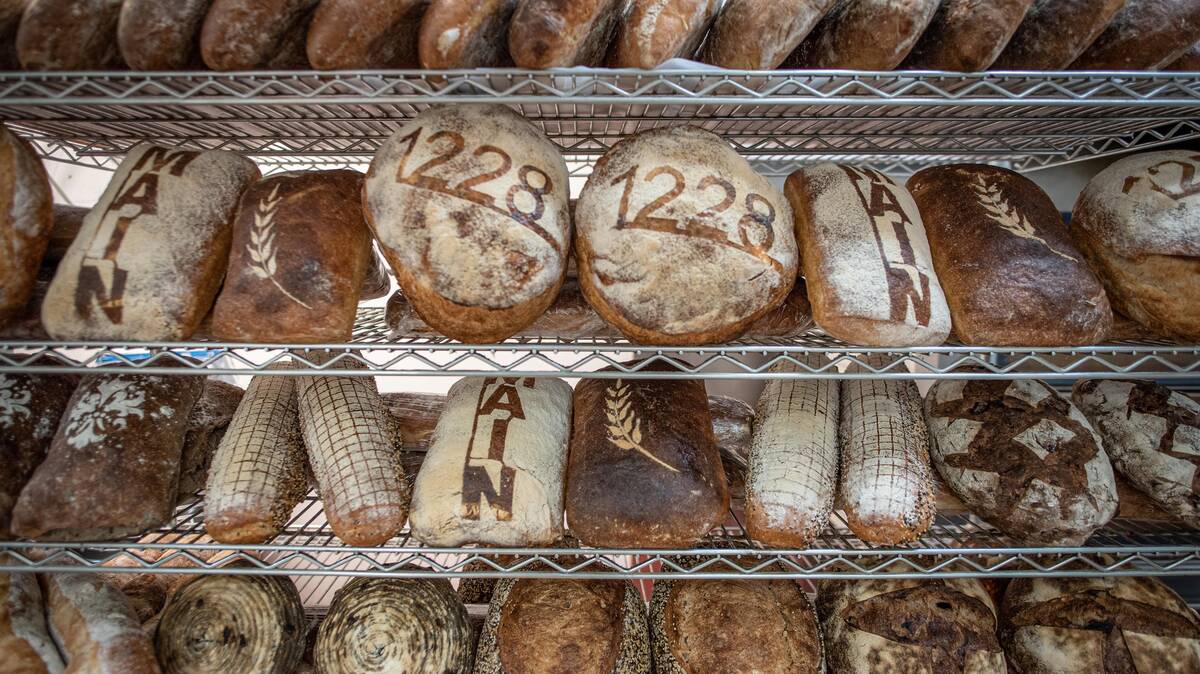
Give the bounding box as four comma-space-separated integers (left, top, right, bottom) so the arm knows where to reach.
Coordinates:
2, 492, 1197, 580
1, 70, 1198, 176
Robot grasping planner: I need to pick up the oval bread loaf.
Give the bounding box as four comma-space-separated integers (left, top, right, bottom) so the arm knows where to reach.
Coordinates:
1070, 0, 1200, 70
701, 0, 836, 69
0, 126, 52, 330
118, 0, 213, 70
44, 573, 160, 674
0, 371, 77, 539
508, 0, 626, 68
787, 0, 940, 69
0, 1, 23, 70
418, 0, 518, 68
306, 0, 429, 69
992, 0, 1126, 70
0, 571, 64, 673
200, 0, 318, 70
16, 0, 125, 70
608, 0, 720, 68
900, 0, 1034, 71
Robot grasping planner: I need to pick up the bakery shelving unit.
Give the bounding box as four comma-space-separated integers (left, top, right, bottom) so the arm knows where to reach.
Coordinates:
1, 68, 1199, 582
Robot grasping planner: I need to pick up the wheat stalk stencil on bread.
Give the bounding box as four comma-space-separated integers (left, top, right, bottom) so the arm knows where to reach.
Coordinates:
605, 380, 679, 473
970, 175, 1075, 262
247, 185, 312, 309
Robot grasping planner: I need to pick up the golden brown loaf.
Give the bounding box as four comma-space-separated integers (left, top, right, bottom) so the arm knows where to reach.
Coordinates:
0, 126, 52, 329
118, 0, 213, 70
900, 0, 1034, 71
42, 143, 259, 341
0, 371, 77, 539
0, 571, 63, 673
11, 374, 203, 541
992, 0, 1126, 70
787, 0, 940, 69
575, 126, 798, 345
908, 164, 1112, 346
418, 0, 518, 68
16, 0, 125, 70
701, 0, 836, 69
508, 0, 627, 68
364, 104, 571, 343
306, 0, 429, 69
1069, 150, 1200, 341
608, 0, 720, 68
786, 163, 950, 347
1070, 0, 1200, 70
44, 573, 161, 674
212, 170, 372, 343
475, 578, 652, 674
200, 0, 319, 70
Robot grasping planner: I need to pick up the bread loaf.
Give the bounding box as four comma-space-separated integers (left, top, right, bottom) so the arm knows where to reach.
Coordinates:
1070, 0, 1200, 70
16, 0, 124, 70
708, 394, 754, 466
0, 371, 77, 538
818, 577, 1007, 673
566, 370, 729, 548
381, 391, 445, 450
1001, 576, 1200, 673
104, 573, 168, 625
475, 578, 651, 674
900, 0, 1034, 71
42, 144, 259, 341
787, 0, 940, 69
296, 371, 407, 547
176, 379, 243, 499
307, 0, 428, 69
359, 249, 390, 301
364, 104, 570, 343
418, 0, 517, 68
652, 578, 822, 673
1069, 150, 1200, 340
925, 379, 1119, 546
200, 0, 318, 70
315, 577, 472, 674
608, 0, 720, 68
786, 163, 950, 346
576, 126, 798, 345
212, 170, 372, 343
205, 366, 309, 544
11, 374, 203, 541
44, 573, 160, 674
508, 0, 626, 68
1168, 41, 1200, 70
0, 0, 24, 70
992, 0, 1125, 70
1072, 379, 1200, 528
156, 574, 306, 674
839, 376, 935, 545
0, 126, 52, 329
700, 0, 835, 69
745, 361, 838, 548
118, 0, 212, 70
410, 377, 571, 547
908, 164, 1112, 346
45, 203, 87, 265
0, 571, 63, 673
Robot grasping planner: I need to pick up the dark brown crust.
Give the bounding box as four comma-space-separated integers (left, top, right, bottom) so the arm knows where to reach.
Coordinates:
359, 249, 391, 301
45, 203, 86, 265
118, 0, 212, 70
0, 0, 25, 70
608, 0, 719, 68
498, 580, 625, 673
176, 379, 244, 499
566, 365, 730, 548
200, 0, 319, 70
307, 0, 429, 69
701, 0, 836, 69
508, 0, 626, 68
419, 0, 518, 68
908, 164, 1112, 346
16, 0, 125, 70
900, 0, 1034, 71
786, 0, 940, 69
1167, 41, 1200, 70
0, 128, 53, 327
211, 170, 371, 343
1070, 0, 1200, 70
0, 371, 78, 539
993, 0, 1126, 70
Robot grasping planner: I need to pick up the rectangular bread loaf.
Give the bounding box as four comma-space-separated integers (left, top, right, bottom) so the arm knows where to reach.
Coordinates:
0, 370, 77, 539
42, 143, 259, 341
410, 377, 572, 547
11, 374, 202, 541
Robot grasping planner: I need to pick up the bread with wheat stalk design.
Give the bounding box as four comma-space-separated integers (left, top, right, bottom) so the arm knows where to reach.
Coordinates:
971, 174, 1074, 262
246, 185, 313, 309
606, 380, 679, 473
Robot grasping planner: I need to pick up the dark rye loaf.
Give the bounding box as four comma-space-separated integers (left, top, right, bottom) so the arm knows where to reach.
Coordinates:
993, 0, 1126, 70
701, 0, 836, 69
200, 0, 319, 70
901, 0, 1034, 71
1070, 0, 1200, 70
786, 0, 940, 69
16, 0, 124, 70
0, 370, 77, 538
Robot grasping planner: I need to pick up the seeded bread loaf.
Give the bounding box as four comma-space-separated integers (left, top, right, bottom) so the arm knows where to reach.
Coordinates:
508, 0, 626, 68
0, 571, 63, 673
16, 0, 125, 70
992, 0, 1126, 70
608, 0, 720, 68
307, 0, 429, 69
0, 126, 53, 329
200, 0, 319, 70
787, 0, 940, 69
701, 0, 835, 69
0, 371, 78, 538
418, 0, 518, 68
118, 0, 213, 70
901, 0, 1034, 71
1070, 0, 1200, 70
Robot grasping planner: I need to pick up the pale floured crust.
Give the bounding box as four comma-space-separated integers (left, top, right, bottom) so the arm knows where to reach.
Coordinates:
0, 126, 53, 328
0, 571, 64, 673
746, 360, 839, 548
576, 126, 798, 345
608, 0, 720, 68
45, 573, 159, 674
701, 0, 836, 69
418, 0, 518, 68
787, 163, 950, 347
787, 0, 941, 69
992, 0, 1126, 70
1072, 380, 1200, 528
200, 0, 318, 70
900, 0, 1034, 71
16, 0, 125, 70
1070, 0, 1200, 70
364, 104, 571, 343
306, 0, 428, 69
42, 143, 259, 341
925, 379, 1119, 546
409, 377, 572, 547
508, 0, 628, 68
118, 0, 212, 70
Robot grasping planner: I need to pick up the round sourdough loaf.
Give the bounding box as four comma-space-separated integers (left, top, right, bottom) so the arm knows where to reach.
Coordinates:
1070, 150, 1200, 341
0, 126, 53, 329
575, 126, 798, 345
306, 0, 428, 69
364, 105, 571, 343
418, 0, 518, 68
118, 0, 212, 70
701, 0, 836, 69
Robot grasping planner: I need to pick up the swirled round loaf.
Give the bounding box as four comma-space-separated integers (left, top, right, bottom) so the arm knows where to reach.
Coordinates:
365, 104, 571, 342
576, 126, 798, 345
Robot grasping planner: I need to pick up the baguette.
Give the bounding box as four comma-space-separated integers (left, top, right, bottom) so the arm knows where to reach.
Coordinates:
44, 573, 159, 674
